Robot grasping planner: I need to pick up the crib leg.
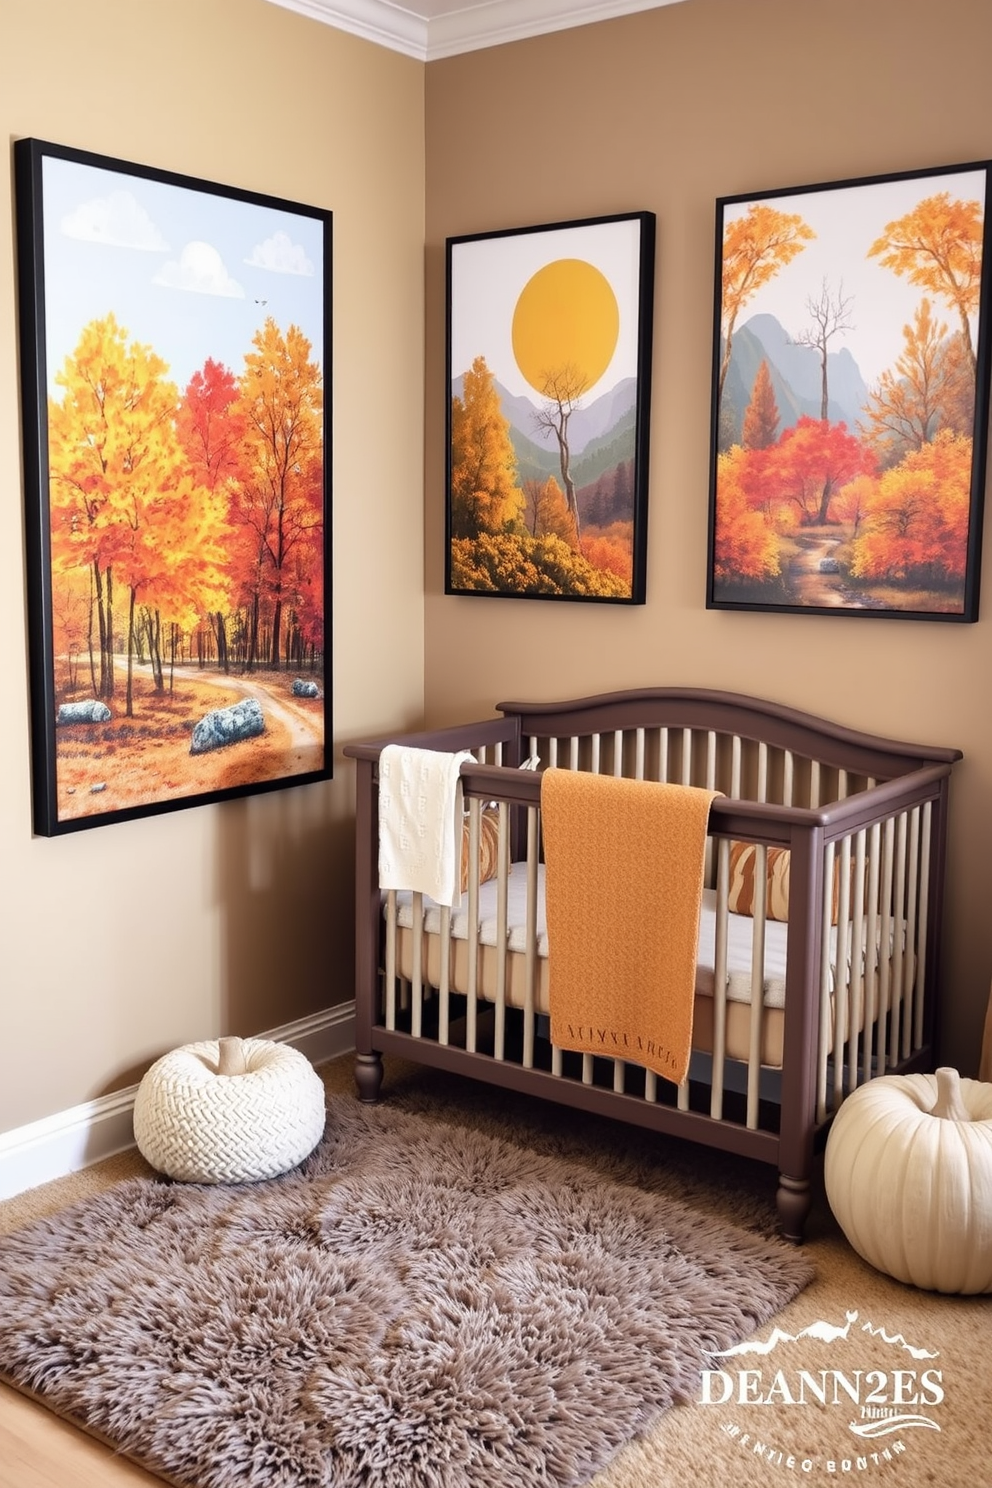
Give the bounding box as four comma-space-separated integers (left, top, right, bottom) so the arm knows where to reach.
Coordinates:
355, 1052, 384, 1103
776, 1173, 812, 1243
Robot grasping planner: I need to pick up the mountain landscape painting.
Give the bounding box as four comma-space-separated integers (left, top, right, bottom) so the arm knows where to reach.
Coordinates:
709, 163, 992, 620
446, 213, 655, 602
16, 139, 330, 834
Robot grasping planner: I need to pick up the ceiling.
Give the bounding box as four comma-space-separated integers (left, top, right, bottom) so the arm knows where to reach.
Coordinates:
264, 0, 688, 62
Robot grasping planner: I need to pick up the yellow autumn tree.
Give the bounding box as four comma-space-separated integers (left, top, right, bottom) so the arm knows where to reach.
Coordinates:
231, 318, 324, 670
868, 191, 984, 372
449, 356, 525, 538
522, 475, 578, 547
48, 314, 182, 702
862, 299, 973, 465
719, 204, 815, 406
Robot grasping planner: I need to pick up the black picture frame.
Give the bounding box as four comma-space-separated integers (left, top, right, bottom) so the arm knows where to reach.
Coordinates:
15, 138, 332, 835
445, 211, 655, 604
707, 161, 992, 621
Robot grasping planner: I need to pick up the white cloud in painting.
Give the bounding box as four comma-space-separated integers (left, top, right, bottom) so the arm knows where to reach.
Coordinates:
153, 241, 245, 297
60, 189, 170, 251
245, 229, 314, 276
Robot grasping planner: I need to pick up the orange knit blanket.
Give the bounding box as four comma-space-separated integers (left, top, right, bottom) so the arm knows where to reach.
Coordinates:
541, 768, 718, 1085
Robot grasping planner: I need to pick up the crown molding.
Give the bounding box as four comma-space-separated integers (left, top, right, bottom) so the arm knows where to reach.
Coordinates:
265, 0, 686, 62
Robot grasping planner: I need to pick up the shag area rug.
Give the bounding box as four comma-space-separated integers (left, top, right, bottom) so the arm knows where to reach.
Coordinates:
0, 1094, 812, 1488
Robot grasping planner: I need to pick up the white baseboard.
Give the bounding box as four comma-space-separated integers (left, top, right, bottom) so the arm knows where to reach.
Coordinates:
0, 1004, 356, 1202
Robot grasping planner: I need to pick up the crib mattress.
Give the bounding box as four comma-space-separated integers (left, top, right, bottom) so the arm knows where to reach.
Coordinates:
389, 863, 903, 1070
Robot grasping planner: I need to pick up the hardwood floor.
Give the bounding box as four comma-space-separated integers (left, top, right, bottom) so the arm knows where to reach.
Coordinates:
0, 1383, 164, 1487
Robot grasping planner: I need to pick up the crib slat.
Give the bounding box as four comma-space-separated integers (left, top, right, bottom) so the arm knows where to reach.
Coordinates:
385, 889, 398, 1031
862, 822, 882, 1080
681, 728, 692, 786
613, 729, 624, 777
877, 818, 896, 1074
634, 728, 646, 780
829, 840, 847, 1110
914, 802, 932, 1050
730, 735, 742, 798
756, 741, 768, 803
746, 845, 768, 1129
438, 905, 451, 1046
816, 863, 834, 1124
493, 801, 510, 1061
783, 750, 794, 807
902, 807, 920, 1062
523, 805, 540, 1068
591, 734, 601, 774
889, 813, 908, 1068
846, 831, 867, 1092
710, 838, 730, 1121
658, 727, 669, 783
411, 891, 424, 1039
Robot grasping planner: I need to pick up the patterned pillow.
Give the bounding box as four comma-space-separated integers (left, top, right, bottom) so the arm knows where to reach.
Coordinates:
727, 840, 858, 924
460, 807, 501, 892
727, 841, 792, 921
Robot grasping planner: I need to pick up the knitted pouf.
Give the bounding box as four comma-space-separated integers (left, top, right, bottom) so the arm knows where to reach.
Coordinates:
133, 1036, 326, 1183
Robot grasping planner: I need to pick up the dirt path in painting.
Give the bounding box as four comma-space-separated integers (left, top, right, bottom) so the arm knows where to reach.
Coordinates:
55, 663, 325, 822
784, 535, 849, 607
187, 670, 321, 752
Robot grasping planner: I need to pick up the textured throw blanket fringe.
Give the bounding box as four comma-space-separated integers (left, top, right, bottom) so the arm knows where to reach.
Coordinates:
541, 769, 718, 1085
378, 745, 474, 908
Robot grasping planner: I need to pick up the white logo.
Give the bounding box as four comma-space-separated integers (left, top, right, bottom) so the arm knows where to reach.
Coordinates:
699, 1309, 943, 1474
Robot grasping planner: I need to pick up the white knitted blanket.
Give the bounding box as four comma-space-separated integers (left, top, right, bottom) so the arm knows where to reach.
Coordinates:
378, 745, 474, 907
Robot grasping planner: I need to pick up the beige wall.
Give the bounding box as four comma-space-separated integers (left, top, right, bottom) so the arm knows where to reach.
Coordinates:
424, 0, 992, 1073
0, 0, 426, 1132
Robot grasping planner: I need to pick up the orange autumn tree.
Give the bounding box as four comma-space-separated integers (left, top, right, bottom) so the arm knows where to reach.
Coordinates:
850, 429, 973, 587
47, 313, 231, 713
712, 444, 781, 583
718, 204, 815, 407
742, 359, 780, 450
868, 191, 984, 373
229, 318, 324, 671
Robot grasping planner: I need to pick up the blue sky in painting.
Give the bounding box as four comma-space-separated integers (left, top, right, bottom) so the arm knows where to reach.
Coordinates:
40, 154, 327, 398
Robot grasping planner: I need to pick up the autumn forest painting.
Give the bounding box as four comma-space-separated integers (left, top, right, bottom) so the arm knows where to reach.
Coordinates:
709, 164, 992, 619
446, 215, 654, 603
16, 141, 330, 833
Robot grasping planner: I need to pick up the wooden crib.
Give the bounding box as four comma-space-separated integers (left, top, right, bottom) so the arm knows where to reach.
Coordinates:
344, 689, 961, 1240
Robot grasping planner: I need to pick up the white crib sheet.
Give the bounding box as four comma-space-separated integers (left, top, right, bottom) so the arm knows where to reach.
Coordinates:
392, 865, 795, 1007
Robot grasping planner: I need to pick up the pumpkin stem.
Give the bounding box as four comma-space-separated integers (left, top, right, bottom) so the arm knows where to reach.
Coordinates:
931, 1066, 970, 1122
217, 1036, 247, 1077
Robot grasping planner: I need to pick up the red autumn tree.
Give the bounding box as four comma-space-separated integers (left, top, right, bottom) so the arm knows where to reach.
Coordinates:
764, 417, 875, 526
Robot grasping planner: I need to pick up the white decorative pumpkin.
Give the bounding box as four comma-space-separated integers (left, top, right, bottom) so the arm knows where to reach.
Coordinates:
824, 1067, 992, 1294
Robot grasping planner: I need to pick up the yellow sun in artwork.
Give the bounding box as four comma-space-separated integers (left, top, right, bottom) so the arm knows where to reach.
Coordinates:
511, 258, 620, 397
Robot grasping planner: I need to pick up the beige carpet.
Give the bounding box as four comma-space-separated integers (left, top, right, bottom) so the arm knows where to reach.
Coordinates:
2, 1054, 989, 1487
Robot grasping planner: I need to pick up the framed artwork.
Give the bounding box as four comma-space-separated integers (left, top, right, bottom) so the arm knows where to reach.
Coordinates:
445, 211, 655, 603
707, 161, 992, 621
15, 137, 332, 836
